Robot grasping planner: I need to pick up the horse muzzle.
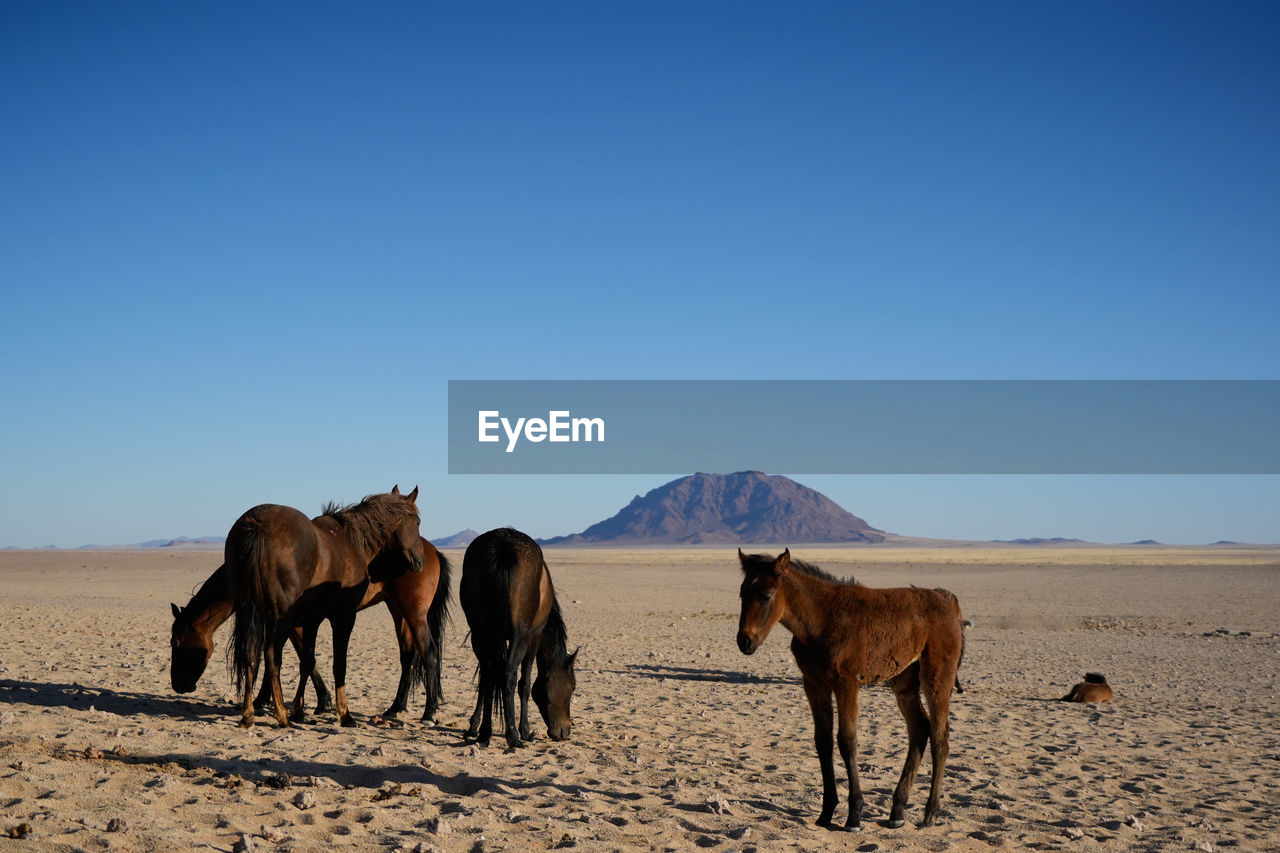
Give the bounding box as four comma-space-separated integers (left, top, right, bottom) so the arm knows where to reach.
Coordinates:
548, 724, 570, 742
736, 631, 757, 655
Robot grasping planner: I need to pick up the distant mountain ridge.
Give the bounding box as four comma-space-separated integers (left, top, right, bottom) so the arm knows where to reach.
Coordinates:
542, 471, 886, 545
432, 529, 479, 548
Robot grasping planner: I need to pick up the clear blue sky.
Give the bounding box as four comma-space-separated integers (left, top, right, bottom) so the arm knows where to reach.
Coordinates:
2, 2, 1277, 547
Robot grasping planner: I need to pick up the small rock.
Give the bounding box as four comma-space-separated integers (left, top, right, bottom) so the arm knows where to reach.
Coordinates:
370, 745, 386, 756
1193, 843, 1214, 853
426, 816, 450, 835
84, 747, 104, 760
1063, 827, 1084, 839
106, 817, 128, 833
726, 826, 750, 840
1125, 815, 1145, 831
232, 834, 257, 853
10, 760, 30, 772
292, 791, 316, 810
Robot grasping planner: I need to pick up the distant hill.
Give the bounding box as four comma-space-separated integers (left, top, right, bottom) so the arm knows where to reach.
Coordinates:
542, 471, 886, 545
432, 529, 479, 548
989, 537, 1085, 545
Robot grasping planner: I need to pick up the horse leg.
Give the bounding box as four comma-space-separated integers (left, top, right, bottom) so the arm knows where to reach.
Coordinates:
801, 674, 838, 828
237, 655, 260, 728
265, 628, 290, 728
290, 622, 319, 724
889, 665, 930, 828
501, 638, 530, 749
517, 651, 535, 742
252, 643, 284, 710
330, 610, 360, 728
464, 660, 489, 743
920, 658, 954, 827
834, 683, 864, 830
382, 607, 413, 719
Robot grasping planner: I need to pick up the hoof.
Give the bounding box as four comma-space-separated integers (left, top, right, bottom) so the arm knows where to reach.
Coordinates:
843, 821, 862, 832
339, 715, 359, 728
815, 815, 833, 828
237, 719, 253, 729
886, 818, 906, 829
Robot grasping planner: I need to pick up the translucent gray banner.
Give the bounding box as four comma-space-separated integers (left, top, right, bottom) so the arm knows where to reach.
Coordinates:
447, 380, 1280, 474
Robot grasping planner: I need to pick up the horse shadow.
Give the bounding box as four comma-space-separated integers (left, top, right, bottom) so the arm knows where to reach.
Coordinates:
623, 663, 796, 685
0, 677, 227, 721
108, 748, 649, 808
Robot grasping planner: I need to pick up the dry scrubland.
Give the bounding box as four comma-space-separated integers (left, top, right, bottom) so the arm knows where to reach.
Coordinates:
1, 545, 1278, 852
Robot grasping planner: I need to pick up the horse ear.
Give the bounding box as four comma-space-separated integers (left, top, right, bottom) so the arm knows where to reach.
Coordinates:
737, 548, 747, 566
406, 485, 419, 504
391, 484, 401, 495
570, 646, 581, 666
774, 548, 791, 574
171, 602, 181, 619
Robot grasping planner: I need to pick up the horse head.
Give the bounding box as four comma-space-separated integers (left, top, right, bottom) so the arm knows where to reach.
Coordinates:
532, 646, 578, 741
169, 601, 213, 693
736, 548, 791, 655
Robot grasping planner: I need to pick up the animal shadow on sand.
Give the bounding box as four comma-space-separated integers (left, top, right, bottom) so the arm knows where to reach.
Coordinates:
106, 749, 646, 807
624, 663, 796, 685
0, 678, 227, 721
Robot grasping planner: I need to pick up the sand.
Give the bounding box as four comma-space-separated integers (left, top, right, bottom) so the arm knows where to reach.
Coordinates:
1, 545, 1278, 852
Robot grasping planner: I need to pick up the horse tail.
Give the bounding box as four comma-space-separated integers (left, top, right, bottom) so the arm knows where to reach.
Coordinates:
417, 547, 454, 713
464, 531, 517, 729
1084, 672, 1107, 684
228, 516, 272, 695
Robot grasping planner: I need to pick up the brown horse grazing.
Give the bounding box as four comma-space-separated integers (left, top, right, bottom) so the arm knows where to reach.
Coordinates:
460, 527, 577, 749
228, 486, 425, 728
169, 536, 452, 720
1062, 672, 1113, 703
736, 549, 965, 830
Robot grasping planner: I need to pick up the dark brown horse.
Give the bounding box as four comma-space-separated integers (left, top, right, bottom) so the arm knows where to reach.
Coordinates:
460, 527, 577, 749
169, 536, 452, 721
228, 486, 425, 728
736, 549, 965, 830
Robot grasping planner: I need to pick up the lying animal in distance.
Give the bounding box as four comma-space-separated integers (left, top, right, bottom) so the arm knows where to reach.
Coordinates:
1061, 672, 1113, 703
736, 549, 965, 830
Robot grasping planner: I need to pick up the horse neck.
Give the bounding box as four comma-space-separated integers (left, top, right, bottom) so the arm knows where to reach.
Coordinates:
187, 566, 236, 633
536, 602, 570, 670
778, 569, 841, 644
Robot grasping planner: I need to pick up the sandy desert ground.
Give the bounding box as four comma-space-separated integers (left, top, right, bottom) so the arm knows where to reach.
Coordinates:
1, 544, 1278, 852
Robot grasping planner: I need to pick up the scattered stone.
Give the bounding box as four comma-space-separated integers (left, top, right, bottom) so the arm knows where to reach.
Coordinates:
84, 747, 104, 760
726, 826, 751, 840
1193, 843, 1214, 852
704, 793, 734, 815
426, 816, 450, 835
292, 791, 316, 810
1063, 827, 1084, 839
370, 745, 386, 756
10, 760, 30, 772
1125, 815, 1145, 831
106, 817, 128, 833
260, 824, 288, 843
232, 833, 257, 852
261, 772, 291, 790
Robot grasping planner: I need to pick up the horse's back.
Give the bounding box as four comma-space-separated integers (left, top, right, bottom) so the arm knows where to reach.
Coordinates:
461, 528, 548, 640
225, 504, 322, 605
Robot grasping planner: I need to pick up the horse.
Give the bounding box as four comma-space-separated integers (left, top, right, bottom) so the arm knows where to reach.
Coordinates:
169, 536, 452, 721
227, 486, 425, 728
736, 549, 965, 830
460, 527, 577, 749
1061, 672, 1112, 703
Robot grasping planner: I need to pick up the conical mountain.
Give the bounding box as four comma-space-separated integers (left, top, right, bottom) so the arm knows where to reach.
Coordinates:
543, 471, 884, 545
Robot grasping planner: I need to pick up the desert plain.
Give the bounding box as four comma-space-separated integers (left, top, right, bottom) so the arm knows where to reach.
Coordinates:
1, 544, 1277, 853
